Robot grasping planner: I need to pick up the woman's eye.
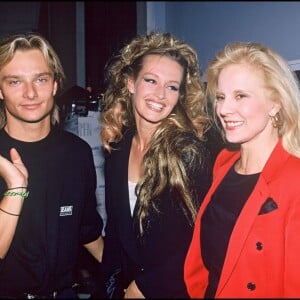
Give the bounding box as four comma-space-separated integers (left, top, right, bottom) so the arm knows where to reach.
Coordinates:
216, 95, 224, 101
236, 93, 246, 100
144, 78, 155, 84
167, 85, 179, 91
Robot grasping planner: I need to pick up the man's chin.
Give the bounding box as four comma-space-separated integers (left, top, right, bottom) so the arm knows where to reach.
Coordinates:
13, 111, 52, 124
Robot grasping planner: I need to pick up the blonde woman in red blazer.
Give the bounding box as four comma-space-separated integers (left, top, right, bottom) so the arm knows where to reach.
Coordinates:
184, 42, 300, 298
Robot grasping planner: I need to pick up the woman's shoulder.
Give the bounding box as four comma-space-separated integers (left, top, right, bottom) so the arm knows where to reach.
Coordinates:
204, 126, 226, 162
171, 131, 213, 168
109, 127, 134, 146
172, 131, 208, 153
283, 152, 300, 171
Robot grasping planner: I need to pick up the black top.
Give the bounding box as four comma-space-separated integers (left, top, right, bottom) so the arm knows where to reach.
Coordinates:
201, 164, 260, 298
0, 126, 103, 297
102, 128, 213, 298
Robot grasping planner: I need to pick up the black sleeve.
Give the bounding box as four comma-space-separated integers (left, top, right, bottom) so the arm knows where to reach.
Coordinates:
101, 150, 122, 282
80, 144, 103, 244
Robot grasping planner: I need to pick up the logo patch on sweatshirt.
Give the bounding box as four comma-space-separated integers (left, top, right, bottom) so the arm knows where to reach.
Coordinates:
60, 205, 73, 216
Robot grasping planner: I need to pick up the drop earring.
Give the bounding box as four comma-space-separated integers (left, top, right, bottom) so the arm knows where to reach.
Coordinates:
270, 112, 281, 128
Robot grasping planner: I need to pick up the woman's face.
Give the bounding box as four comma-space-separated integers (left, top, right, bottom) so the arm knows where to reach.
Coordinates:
215, 63, 280, 146
127, 54, 183, 126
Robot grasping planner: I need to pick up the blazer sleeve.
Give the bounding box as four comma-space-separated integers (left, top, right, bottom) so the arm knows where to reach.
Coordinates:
101, 149, 123, 281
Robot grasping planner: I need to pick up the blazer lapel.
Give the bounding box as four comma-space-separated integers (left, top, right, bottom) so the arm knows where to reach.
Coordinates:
113, 130, 140, 263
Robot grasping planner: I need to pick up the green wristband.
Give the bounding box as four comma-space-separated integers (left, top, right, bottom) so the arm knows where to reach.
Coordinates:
3, 190, 29, 198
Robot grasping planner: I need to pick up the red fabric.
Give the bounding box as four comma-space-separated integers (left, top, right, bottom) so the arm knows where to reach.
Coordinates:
184, 140, 300, 298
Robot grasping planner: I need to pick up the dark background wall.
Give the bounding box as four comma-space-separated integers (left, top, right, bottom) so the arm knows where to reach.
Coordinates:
84, 2, 137, 93
0, 2, 137, 95
38, 1, 137, 94
40, 2, 300, 90
4, 2, 300, 93
37, 2, 77, 94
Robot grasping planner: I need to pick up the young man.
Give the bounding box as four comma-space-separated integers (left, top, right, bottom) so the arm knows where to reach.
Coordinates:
0, 32, 103, 298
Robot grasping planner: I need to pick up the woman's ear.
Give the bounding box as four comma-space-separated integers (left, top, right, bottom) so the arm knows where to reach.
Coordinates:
269, 103, 281, 117
127, 77, 135, 94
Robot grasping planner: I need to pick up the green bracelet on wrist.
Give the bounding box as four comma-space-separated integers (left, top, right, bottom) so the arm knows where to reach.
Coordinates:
3, 190, 29, 198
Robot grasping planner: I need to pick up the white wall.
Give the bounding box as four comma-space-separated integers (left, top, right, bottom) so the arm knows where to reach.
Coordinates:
144, 1, 300, 74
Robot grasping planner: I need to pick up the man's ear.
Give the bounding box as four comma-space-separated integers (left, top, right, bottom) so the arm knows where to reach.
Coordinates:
0, 89, 4, 100
127, 77, 135, 94
53, 81, 58, 96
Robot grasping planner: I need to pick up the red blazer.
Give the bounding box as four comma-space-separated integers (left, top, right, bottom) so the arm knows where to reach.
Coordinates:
184, 140, 300, 298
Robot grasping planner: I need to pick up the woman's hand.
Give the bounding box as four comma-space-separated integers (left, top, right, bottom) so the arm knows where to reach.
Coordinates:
124, 280, 145, 299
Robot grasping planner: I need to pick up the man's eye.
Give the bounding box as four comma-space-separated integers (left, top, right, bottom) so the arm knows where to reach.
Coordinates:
37, 77, 47, 83
9, 80, 20, 86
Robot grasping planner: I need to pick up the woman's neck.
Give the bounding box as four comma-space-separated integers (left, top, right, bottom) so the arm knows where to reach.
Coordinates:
235, 135, 279, 175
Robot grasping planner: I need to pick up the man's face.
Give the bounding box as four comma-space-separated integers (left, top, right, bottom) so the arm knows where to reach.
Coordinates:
0, 49, 57, 125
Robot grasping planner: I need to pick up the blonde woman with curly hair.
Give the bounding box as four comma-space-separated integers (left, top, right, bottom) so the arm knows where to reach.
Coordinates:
185, 42, 300, 298
100, 32, 214, 298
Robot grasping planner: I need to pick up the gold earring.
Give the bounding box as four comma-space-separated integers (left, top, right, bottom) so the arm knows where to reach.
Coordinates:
270, 112, 281, 128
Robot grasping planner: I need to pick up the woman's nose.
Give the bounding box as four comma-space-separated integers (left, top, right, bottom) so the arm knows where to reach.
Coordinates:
218, 98, 235, 116
155, 84, 166, 100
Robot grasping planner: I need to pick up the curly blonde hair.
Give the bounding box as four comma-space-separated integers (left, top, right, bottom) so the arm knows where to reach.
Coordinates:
101, 32, 210, 234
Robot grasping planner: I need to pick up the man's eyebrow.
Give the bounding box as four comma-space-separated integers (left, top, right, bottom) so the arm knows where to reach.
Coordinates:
2, 72, 54, 80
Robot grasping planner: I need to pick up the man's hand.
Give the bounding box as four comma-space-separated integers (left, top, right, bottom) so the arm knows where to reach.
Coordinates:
0, 148, 28, 188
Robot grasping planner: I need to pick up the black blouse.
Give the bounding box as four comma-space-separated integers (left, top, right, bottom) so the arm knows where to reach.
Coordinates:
201, 164, 260, 298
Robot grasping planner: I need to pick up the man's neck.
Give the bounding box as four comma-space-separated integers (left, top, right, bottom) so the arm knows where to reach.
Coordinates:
4, 121, 51, 142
